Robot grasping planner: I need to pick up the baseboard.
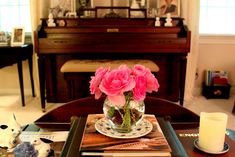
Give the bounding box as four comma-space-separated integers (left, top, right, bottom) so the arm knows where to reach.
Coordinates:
193, 87, 202, 96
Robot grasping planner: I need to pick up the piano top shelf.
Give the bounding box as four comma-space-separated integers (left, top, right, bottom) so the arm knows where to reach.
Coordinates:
39, 17, 187, 37
41, 16, 184, 27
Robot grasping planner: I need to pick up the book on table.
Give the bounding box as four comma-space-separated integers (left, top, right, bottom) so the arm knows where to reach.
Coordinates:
79, 114, 172, 157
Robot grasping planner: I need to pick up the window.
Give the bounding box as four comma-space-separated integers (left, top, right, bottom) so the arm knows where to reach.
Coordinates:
0, 0, 31, 33
199, 0, 235, 35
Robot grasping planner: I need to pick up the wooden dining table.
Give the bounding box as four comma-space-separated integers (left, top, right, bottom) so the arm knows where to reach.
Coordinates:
24, 120, 234, 157
14, 97, 235, 157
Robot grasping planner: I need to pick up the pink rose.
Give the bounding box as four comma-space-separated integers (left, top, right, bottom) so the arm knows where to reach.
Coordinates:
146, 73, 160, 93
132, 64, 151, 76
133, 64, 159, 93
99, 65, 135, 106
133, 76, 147, 101
89, 67, 109, 99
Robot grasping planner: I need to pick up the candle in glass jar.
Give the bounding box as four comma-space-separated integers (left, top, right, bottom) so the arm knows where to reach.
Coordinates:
198, 112, 228, 152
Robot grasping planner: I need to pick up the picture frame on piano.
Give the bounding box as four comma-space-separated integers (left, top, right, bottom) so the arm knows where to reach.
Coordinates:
78, 0, 93, 18
50, 0, 73, 17
92, 0, 129, 18
11, 27, 25, 47
158, 0, 180, 17
147, 0, 158, 18
0, 31, 8, 46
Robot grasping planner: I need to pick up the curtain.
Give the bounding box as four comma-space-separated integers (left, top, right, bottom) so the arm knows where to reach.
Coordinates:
182, 0, 200, 101
29, 0, 50, 97
29, 0, 39, 97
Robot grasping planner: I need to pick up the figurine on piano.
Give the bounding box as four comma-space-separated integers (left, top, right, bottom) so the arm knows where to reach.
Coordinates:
155, 17, 161, 27
47, 13, 56, 27
164, 13, 173, 27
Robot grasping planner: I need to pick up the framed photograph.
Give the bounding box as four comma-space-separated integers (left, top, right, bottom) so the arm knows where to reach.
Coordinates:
147, 0, 158, 18
158, 0, 180, 17
92, 0, 129, 18
77, 0, 93, 18
50, 0, 72, 17
0, 31, 8, 46
11, 27, 25, 47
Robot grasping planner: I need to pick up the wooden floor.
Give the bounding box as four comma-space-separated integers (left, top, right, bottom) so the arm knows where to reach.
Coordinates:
0, 95, 234, 130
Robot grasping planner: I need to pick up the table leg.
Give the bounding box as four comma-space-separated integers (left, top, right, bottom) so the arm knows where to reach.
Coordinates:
17, 61, 25, 107
38, 56, 46, 112
179, 56, 187, 106
28, 55, 35, 97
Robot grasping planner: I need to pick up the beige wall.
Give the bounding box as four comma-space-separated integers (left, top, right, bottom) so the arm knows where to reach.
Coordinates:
194, 37, 235, 95
0, 62, 33, 95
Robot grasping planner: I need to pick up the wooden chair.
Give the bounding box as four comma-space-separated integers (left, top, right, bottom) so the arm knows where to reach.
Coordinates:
35, 96, 199, 129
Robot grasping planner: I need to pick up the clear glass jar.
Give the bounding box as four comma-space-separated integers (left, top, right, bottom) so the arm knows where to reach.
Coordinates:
103, 97, 145, 133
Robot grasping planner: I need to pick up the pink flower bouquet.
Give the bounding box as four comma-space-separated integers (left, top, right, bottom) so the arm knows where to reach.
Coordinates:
90, 64, 160, 106
89, 64, 160, 132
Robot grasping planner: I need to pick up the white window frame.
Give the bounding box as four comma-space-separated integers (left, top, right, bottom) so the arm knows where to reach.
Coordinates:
199, 0, 235, 44
0, 1, 31, 33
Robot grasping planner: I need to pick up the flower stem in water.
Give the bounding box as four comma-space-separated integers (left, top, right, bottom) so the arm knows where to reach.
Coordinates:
121, 95, 131, 132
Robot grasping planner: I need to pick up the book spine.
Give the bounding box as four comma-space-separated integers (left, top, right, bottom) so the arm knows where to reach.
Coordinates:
205, 70, 229, 86
158, 118, 188, 157
60, 116, 87, 157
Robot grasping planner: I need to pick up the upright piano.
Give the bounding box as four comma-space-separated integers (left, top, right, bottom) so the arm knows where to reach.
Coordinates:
35, 17, 191, 111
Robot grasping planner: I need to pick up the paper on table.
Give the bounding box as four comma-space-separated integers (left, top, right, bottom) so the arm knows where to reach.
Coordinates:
19, 131, 69, 142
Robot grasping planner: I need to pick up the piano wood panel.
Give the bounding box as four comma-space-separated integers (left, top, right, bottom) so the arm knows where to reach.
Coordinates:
35, 18, 191, 111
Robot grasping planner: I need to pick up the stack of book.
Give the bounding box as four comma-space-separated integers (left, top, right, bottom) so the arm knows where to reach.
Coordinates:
79, 114, 172, 157
205, 70, 229, 86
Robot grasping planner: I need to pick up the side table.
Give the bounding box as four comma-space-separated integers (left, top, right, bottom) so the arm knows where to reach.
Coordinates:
0, 44, 35, 106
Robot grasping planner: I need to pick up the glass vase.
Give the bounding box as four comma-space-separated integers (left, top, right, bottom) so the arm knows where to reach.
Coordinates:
103, 97, 145, 133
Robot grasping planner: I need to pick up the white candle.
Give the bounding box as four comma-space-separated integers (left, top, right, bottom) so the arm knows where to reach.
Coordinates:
198, 112, 228, 152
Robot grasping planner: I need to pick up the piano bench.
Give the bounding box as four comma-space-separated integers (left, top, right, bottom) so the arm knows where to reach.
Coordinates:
60, 59, 159, 100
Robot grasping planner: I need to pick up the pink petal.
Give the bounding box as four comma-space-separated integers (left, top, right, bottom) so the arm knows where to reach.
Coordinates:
108, 95, 126, 107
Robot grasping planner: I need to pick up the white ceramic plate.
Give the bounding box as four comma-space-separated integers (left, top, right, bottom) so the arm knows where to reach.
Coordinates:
95, 118, 153, 139
194, 138, 229, 154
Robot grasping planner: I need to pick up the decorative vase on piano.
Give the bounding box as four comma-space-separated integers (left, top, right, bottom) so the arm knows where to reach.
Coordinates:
90, 64, 159, 133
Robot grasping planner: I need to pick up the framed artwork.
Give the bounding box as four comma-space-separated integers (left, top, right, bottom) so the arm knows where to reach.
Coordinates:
11, 27, 25, 47
0, 31, 8, 46
78, 0, 93, 17
147, 0, 158, 18
158, 0, 180, 17
50, 0, 72, 17
92, 0, 129, 18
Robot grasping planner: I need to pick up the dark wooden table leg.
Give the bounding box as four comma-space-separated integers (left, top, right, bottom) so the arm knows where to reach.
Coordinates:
38, 56, 46, 112
28, 55, 35, 97
179, 56, 187, 106
17, 61, 25, 107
